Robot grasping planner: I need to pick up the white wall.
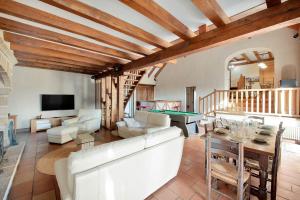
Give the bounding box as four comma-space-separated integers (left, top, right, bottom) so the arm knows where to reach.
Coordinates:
8, 66, 95, 129
155, 28, 300, 112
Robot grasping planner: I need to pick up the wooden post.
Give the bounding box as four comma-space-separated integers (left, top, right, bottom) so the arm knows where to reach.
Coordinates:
105, 76, 112, 129
117, 75, 125, 121
213, 89, 217, 116
111, 77, 117, 129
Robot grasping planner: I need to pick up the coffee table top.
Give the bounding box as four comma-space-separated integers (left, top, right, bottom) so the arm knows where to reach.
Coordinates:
75, 133, 94, 145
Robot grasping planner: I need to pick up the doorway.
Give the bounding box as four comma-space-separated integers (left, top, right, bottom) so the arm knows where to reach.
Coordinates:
186, 87, 195, 112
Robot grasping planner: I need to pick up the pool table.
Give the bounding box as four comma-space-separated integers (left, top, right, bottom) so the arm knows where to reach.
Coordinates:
150, 110, 203, 137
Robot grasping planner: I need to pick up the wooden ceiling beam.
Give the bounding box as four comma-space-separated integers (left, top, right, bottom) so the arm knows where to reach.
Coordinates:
120, 0, 196, 40
154, 63, 167, 80
17, 61, 99, 75
229, 58, 274, 66
0, 0, 153, 55
241, 53, 252, 63
268, 52, 274, 59
118, 0, 300, 73
0, 17, 141, 61
10, 44, 108, 66
14, 52, 106, 70
198, 24, 208, 34
253, 51, 262, 61
16, 57, 102, 71
4, 32, 127, 65
192, 0, 230, 27
41, 0, 171, 49
266, 0, 282, 8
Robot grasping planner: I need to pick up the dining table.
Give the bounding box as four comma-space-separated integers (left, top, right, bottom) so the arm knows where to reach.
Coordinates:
203, 124, 278, 200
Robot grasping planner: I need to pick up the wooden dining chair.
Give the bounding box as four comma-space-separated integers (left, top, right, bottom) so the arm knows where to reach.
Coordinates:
207, 135, 251, 200
246, 122, 284, 200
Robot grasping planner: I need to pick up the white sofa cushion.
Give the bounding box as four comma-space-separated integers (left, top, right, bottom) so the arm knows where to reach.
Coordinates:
124, 118, 144, 128
68, 135, 146, 174
134, 111, 149, 124
144, 126, 182, 148
147, 112, 170, 127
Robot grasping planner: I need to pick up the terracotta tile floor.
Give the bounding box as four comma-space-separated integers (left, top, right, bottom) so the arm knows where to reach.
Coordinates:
8, 129, 300, 200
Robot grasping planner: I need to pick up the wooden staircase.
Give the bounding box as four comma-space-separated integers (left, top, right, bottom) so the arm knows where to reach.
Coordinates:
123, 69, 147, 107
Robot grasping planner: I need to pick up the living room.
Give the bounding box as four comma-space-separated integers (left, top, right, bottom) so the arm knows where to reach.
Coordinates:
0, 0, 300, 200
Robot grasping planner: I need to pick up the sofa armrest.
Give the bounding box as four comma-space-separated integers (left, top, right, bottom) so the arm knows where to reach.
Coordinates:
116, 121, 126, 128
80, 118, 100, 133
62, 117, 79, 126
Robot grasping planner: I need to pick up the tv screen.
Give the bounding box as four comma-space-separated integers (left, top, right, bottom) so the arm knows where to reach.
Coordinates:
41, 94, 74, 111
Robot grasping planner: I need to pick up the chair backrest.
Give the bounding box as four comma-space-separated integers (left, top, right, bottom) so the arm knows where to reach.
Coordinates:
207, 135, 244, 199
247, 116, 265, 125
204, 121, 215, 135
271, 126, 284, 200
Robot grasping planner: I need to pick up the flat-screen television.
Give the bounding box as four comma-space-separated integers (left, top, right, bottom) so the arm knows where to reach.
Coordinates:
41, 94, 74, 111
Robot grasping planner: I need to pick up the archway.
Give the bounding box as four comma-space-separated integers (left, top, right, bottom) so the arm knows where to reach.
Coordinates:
224, 48, 275, 90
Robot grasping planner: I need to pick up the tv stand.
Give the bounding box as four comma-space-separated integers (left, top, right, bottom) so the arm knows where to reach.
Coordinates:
30, 116, 75, 133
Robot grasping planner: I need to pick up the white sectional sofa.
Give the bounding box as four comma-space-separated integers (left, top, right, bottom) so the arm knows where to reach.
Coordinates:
116, 111, 171, 138
55, 126, 184, 200
47, 109, 101, 144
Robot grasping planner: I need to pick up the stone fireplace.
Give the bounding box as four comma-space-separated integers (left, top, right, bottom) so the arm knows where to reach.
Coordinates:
0, 30, 17, 147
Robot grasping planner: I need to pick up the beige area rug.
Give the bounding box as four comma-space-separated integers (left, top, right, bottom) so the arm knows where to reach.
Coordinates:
37, 146, 80, 175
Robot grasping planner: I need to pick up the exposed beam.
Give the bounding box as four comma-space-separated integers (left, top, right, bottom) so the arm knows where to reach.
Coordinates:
120, 0, 300, 73
229, 58, 274, 66
4, 32, 127, 64
192, 0, 230, 27
147, 67, 157, 78
40, 0, 171, 49
268, 52, 274, 59
154, 63, 167, 80
0, 17, 141, 61
17, 61, 98, 75
253, 51, 262, 61
241, 53, 252, 63
198, 24, 208, 34
120, 0, 196, 40
266, 0, 282, 8
16, 57, 102, 71
0, 0, 153, 55
10, 44, 107, 66
14, 52, 106, 70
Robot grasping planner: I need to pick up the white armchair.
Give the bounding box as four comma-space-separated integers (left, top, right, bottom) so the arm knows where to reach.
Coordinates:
62, 109, 101, 133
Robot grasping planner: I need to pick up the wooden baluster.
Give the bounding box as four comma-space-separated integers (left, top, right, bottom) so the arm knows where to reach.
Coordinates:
241, 91, 244, 112
251, 91, 254, 113
289, 89, 292, 115
275, 90, 278, 114
256, 91, 260, 113
245, 91, 248, 113
235, 91, 238, 112
269, 90, 272, 114
262, 90, 266, 113
281, 90, 285, 114
218, 91, 221, 111
210, 94, 213, 113
297, 89, 300, 116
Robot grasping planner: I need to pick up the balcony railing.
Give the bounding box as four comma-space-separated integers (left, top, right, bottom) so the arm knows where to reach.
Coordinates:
199, 88, 300, 118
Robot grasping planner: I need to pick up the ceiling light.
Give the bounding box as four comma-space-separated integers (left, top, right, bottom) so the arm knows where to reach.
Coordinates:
258, 62, 267, 69
228, 65, 235, 70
